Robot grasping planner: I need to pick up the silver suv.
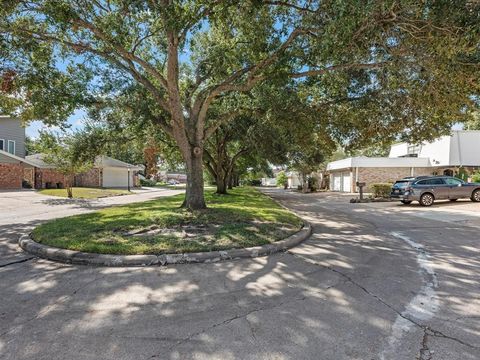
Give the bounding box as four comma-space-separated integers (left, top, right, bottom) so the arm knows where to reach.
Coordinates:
391, 176, 480, 206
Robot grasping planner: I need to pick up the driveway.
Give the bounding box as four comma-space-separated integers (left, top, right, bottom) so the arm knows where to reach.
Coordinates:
1, 189, 479, 359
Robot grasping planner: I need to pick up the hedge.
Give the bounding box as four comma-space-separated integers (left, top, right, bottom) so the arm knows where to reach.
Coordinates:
371, 183, 393, 198
472, 172, 480, 183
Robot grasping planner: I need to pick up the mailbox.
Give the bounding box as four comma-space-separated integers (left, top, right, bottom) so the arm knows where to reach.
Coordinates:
356, 182, 366, 200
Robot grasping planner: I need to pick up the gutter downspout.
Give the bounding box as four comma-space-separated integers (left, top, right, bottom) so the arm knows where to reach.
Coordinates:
355, 167, 359, 193
456, 131, 462, 168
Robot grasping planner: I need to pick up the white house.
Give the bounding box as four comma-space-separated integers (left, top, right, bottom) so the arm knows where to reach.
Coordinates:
286, 172, 301, 189
327, 131, 480, 193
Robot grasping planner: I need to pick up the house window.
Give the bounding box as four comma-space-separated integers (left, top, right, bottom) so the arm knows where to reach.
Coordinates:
407, 144, 420, 157
0, 139, 4, 151
7, 140, 15, 155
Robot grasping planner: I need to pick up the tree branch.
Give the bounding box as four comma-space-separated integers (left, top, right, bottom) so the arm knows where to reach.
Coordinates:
289, 62, 388, 78
73, 18, 169, 90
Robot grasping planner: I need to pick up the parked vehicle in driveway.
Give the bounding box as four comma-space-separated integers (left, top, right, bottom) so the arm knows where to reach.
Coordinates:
391, 176, 480, 206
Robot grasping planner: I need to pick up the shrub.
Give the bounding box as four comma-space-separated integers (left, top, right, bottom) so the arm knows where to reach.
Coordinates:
308, 176, 318, 192
140, 178, 157, 187
371, 183, 392, 198
276, 171, 288, 188
22, 179, 32, 189
472, 172, 480, 183
246, 179, 262, 186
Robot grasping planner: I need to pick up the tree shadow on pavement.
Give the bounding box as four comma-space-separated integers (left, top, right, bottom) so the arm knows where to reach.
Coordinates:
0, 190, 479, 360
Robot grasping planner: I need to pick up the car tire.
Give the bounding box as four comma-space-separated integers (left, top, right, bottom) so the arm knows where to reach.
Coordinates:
400, 200, 412, 204
471, 189, 480, 202
420, 193, 435, 206
449, 199, 458, 202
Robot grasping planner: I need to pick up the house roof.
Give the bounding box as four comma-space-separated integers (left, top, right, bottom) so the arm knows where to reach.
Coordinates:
25, 154, 55, 168
327, 156, 432, 171
25, 154, 143, 170
96, 156, 143, 170
0, 149, 37, 167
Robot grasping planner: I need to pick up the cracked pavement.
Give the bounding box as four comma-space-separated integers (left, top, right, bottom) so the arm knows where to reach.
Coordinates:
1, 189, 479, 359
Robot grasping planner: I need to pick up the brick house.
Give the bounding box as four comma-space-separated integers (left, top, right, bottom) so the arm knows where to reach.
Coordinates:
0, 115, 142, 189
327, 131, 480, 193
25, 154, 143, 189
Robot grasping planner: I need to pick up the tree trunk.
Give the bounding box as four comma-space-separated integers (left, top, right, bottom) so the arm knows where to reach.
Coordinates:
228, 175, 233, 189
301, 173, 309, 193
216, 176, 228, 194
183, 150, 206, 210
65, 175, 73, 198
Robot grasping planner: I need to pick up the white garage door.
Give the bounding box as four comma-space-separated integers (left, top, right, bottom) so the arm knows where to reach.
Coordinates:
332, 174, 342, 191
342, 172, 351, 193
102, 167, 134, 188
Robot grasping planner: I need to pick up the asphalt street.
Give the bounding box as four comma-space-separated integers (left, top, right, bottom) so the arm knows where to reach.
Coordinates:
1, 188, 479, 360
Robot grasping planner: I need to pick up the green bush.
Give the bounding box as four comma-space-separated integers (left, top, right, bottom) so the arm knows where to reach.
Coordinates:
371, 183, 392, 198
276, 171, 288, 188
140, 178, 157, 187
472, 172, 480, 183
246, 179, 262, 186
308, 176, 318, 192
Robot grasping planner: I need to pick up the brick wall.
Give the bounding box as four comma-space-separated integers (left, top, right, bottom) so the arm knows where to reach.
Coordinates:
0, 163, 23, 188
35, 169, 67, 189
358, 167, 434, 192
412, 167, 434, 177
75, 168, 102, 187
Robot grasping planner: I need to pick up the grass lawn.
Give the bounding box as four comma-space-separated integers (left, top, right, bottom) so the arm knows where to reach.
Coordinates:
32, 187, 303, 255
38, 187, 131, 199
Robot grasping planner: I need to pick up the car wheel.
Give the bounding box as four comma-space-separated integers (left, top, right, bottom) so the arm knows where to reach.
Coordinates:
420, 193, 434, 206
471, 189, 480, 202
449, 199, 458, 202
400, 200, 412, 204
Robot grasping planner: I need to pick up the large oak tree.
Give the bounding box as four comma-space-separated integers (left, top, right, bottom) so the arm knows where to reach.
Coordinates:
1, 1, 479, 209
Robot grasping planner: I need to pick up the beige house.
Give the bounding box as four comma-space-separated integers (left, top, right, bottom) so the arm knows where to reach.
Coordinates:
327, 157, 432, 193
327, 131, 480, 193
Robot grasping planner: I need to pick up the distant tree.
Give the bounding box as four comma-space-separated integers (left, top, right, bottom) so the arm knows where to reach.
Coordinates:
36, 131, 95, 198
2, 1, 479, 209
464, 112, 480, 130
276, 171, 288, 189
24, 136, 37, 156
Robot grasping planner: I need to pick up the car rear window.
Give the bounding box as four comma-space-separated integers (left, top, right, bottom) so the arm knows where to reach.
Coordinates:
393, 180, 409, 188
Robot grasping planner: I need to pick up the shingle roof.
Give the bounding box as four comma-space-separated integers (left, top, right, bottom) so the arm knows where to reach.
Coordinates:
25, 154, 143, 170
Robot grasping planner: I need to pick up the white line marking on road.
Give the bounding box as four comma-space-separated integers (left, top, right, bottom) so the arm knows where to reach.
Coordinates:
380, 231, 439, 360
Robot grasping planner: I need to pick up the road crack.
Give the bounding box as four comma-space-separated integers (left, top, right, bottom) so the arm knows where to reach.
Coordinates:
0, 257, 35, 268
163, 294, 306, 354
0, 272, 108, 339
287, 252, 479, 352
419, 328, 432, 360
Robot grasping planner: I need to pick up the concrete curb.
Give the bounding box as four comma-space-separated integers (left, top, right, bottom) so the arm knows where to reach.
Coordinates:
18, 222, 312, 267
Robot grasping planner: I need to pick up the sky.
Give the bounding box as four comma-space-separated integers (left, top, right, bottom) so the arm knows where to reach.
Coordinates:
26, 109, 87, 138
26, 109, 465, 138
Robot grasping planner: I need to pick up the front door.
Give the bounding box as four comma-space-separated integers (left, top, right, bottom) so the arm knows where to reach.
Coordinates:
34, 169, 42, 189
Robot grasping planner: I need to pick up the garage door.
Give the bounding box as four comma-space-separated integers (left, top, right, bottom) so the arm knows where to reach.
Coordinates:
332, 174, 342, 191
102, 167, 134, 188
342, 172, 351, 193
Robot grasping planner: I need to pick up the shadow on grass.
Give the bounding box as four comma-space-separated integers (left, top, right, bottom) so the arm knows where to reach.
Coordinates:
31, 188, 304, 255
